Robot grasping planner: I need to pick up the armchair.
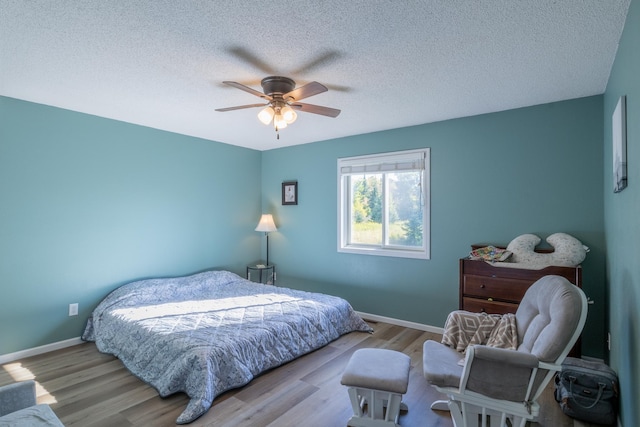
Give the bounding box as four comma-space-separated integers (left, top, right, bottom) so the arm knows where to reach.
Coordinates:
423, 275, 587, 427
0, 380, 64, 426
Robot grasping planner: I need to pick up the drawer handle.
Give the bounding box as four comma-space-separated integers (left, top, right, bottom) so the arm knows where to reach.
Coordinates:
487, 297, 493, 301
480, 284, 486, 288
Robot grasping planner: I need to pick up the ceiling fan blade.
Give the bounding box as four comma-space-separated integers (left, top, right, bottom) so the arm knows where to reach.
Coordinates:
290, 50, 343, 75
227, 46, 277, 75
291, 102, 341, 118
223, 81, 271, 100
284, 81, 328, 102
215, 103, 267, 112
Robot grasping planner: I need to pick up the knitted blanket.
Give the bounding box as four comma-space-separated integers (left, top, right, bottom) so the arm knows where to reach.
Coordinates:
441, 311, 517, 352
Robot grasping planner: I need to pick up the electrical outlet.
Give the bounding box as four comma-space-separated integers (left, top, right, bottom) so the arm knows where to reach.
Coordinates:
69, 303, 79, 316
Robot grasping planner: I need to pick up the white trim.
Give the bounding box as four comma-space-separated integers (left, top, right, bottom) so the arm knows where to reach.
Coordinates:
339, 245, 429, 259
356, 311, 444, 334
0, 337, 83, 364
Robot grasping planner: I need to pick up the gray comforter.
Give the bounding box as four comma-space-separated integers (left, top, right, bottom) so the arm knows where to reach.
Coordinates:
82, 270, 372, 424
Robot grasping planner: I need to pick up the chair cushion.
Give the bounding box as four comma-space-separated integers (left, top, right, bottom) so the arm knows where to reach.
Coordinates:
423, 340, 464, 388
0, 404, 64, 426
516, 275, 583, 362
341, 348, 410, 394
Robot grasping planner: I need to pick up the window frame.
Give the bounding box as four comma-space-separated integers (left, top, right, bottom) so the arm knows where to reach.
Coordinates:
337, 148, 430, 260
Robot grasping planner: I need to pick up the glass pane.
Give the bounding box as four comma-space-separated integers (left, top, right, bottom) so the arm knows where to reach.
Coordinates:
388, 171, 423, 247
349, 174, 382, 245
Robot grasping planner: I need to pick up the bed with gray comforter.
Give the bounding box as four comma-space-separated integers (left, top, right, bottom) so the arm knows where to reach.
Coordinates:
82, 270, 371, 424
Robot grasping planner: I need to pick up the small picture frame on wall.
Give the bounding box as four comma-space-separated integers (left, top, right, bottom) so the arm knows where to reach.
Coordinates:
613, 95, 627, 193
282, 181, 298, 205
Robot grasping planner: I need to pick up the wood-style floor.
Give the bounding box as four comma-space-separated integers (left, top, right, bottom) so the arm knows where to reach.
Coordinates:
1, 321, 600, 427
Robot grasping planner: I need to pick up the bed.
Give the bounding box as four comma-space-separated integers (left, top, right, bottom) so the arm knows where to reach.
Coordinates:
82, 270, 372, 424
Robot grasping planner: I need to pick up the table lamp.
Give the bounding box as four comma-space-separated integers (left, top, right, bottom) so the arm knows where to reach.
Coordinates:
255, 214, 277, 265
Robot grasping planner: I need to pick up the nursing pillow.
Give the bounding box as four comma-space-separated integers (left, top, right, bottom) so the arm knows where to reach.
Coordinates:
504, 233, 588, 269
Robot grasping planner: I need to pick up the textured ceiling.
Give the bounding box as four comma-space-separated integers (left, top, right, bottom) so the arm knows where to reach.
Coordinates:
0, 1, 631, 151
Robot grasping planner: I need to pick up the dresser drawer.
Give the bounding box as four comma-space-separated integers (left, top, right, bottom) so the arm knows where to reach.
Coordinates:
463, 274, 530, 303
462, 297, 519, 315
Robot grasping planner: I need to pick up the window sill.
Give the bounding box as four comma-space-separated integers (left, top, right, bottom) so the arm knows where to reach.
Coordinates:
338, 245, 429, 260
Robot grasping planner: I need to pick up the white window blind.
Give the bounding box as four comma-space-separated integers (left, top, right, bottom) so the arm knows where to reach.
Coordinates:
339, 152, 426, 175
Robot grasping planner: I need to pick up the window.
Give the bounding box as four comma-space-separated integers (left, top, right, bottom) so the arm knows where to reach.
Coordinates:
338, 148, 430, 259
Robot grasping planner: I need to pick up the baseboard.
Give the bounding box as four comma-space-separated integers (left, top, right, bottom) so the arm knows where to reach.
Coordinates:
0, 337, 83, 365
356, 311, 444, 334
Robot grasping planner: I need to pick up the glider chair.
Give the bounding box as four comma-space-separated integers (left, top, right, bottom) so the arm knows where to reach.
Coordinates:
423, 275, 588, 427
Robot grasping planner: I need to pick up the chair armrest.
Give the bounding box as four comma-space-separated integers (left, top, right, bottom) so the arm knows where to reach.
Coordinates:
460, 345, 539, 402
0, 380, 37, 416
469, 345, 539, 368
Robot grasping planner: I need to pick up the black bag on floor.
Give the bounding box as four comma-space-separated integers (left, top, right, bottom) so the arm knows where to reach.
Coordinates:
554, 357, 618, 425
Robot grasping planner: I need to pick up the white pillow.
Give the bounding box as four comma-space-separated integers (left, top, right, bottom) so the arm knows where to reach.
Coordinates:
505, 233, 588, 269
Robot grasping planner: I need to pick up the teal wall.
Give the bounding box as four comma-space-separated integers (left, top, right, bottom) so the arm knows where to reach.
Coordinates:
604, 0, 640, 425
0, 96, 262, 355
262, 96, 606, 358
3, 48, 624, 409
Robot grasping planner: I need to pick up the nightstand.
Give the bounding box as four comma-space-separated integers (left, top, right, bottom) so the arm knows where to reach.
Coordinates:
246, 263, 276, 285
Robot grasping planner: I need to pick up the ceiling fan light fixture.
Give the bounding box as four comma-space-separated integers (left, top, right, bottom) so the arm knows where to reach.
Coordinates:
273, 113, 288, 130
281, 105, 297, 124
257, 106, 275, 125
217, 76, 339, 138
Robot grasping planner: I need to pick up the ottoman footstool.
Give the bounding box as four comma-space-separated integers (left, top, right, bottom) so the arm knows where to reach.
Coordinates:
340, 348, 411, 427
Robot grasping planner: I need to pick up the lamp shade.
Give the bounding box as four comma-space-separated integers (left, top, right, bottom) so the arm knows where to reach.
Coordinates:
273, 113, 287, 129
255, 214, 277, 232
281, 105, 297, 124
257, 106, 275, 125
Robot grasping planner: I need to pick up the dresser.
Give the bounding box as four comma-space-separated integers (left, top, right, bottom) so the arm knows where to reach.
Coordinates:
459, 258, 582, 314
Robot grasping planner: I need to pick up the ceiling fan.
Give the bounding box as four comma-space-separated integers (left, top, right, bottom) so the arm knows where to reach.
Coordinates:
215, 76, 341, 138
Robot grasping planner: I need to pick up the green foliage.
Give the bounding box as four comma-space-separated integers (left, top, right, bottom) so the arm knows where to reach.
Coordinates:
350, 172, 424, 247
351, 221, 382, 244
352, 194, 368, 223
401, 214, 423, 246
390, 172, 423, 247
368, 181, 382, 223
351, 175, 382, 224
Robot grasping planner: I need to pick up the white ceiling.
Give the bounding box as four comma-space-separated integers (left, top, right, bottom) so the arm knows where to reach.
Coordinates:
0, 1, 631, 151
